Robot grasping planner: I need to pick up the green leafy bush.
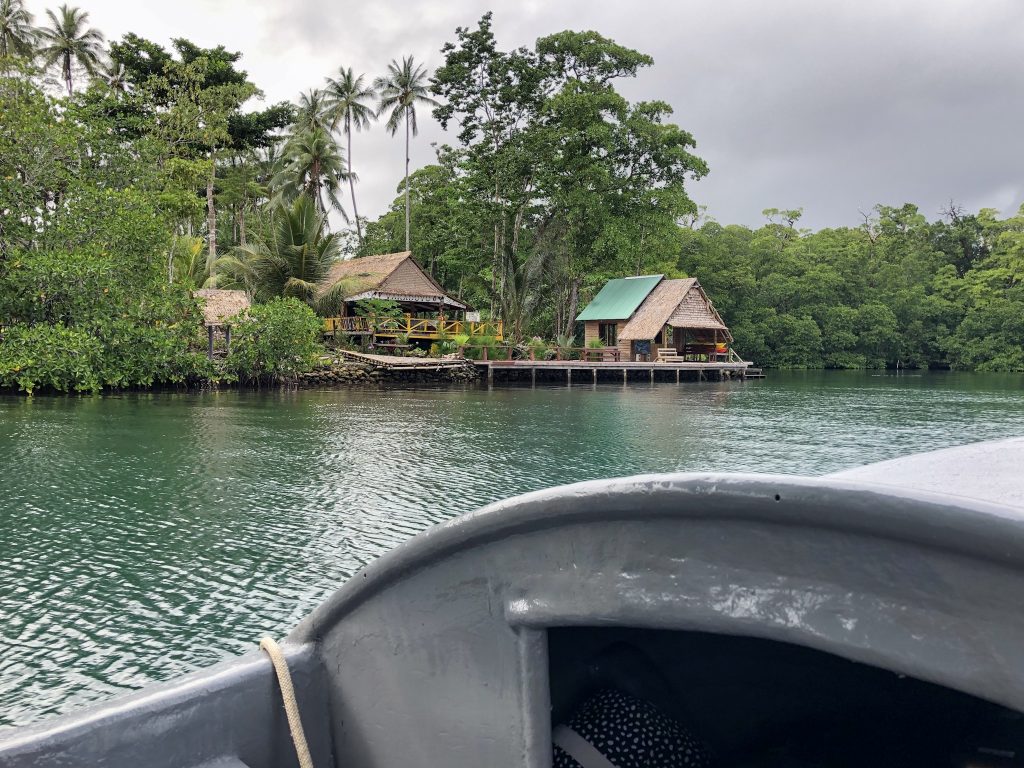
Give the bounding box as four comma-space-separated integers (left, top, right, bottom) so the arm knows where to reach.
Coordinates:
0, 244, 213, 393
227, 298, 323, 383
0, 325, 103, 394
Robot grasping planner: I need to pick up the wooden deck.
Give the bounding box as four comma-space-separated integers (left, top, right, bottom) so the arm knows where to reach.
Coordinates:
334, 350, 764, 383
324, 315, 504, 341
475, 359, 758, 384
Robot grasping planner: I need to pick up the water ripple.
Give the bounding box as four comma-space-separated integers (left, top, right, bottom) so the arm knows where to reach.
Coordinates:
2, 371, 1024, 728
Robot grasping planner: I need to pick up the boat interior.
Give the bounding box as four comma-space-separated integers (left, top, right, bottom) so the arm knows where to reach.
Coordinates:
548, 627, 1024, 768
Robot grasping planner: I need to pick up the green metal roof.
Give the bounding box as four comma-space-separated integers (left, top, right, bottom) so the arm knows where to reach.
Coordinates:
575, 275, 663, 321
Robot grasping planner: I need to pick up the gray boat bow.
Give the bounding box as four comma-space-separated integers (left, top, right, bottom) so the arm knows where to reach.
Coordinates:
4, 438, 1024, 767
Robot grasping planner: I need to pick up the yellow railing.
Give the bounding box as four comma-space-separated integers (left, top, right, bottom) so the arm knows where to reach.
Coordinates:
324, 316, 371, 334
323, 314, 504, 341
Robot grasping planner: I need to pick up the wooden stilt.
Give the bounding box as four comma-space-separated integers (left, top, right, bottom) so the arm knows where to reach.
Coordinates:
592, 368, 597, 385
531, 367, 536, 387
567, 367, 572, 386
650, 368, 655, 384
207, 326, 214, 359
623, 368, 627, 385
676, 369, 680, 384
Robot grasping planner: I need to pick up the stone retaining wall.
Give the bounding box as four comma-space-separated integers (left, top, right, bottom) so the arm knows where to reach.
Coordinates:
298, 361, 481, 387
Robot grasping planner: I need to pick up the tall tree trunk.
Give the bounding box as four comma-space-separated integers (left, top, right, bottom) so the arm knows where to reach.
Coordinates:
347, 119, 362, 243
404, 111, 411, 251
63, 55, 73, 96
239, 206, 247, 247
567, 278, 580, 341
206, 164, 216, 263
168, 233, 178, 284
491, 180, 500, 318
312, 158, 326, 217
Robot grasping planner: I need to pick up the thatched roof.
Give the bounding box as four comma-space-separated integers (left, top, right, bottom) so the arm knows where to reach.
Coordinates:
667, 282, 731, 337
317, 251, 466, 309
318, 252, 412, 298
618, 278, 731, 341
619, 279, 695, 340
193, 289, 250, 326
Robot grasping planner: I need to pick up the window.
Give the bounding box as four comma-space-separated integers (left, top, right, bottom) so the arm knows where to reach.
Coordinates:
598, 323, 617, 347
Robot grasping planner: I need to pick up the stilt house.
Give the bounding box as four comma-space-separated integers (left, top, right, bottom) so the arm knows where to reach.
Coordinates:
317, 252, 467, 317
317, 252, 503, 342
193, 289, 251, 359
577, 275, 734, 362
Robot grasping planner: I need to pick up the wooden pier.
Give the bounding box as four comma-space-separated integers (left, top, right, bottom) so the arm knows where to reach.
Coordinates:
334, 350, 765, 384
474, 359, 758, 385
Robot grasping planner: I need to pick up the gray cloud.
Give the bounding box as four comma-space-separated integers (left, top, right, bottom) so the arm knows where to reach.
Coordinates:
26, 0, 1024, 229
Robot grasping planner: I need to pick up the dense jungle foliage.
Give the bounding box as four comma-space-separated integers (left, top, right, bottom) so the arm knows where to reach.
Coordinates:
680, 205, 1024, 371
1, 3, 1021, 394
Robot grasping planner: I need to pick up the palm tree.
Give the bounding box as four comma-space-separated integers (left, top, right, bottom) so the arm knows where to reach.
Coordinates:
0, 0, 36, 59
213, 194, 342, 310
294, 89, 330, 134
272, 124, 349, 219
101, 60, 130, 96
38, 4, 104, 96
374, 56, 438, 251
324, 67, 376, 243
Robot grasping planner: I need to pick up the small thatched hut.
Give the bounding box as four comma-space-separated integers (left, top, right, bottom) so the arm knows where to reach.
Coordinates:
577, 275, 733, 362
193, 289, 251, 358
317, 252, 467, 316
193, 289, 251, 327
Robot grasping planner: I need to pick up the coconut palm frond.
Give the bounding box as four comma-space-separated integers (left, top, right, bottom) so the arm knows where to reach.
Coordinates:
374, 55, 439, 249
313, 278, 357, 317
215, 195, 341, 311
272, 123, 349, 218
0, 0, 37, 59
323, 65, 376, 242
373, 55, 439, 138
38, 4, 105, 95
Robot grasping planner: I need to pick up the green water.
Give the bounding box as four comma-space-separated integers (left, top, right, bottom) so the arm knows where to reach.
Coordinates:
2, 371, 1024, 728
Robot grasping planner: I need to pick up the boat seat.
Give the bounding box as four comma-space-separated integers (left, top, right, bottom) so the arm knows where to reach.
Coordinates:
548, 627, 1024, 768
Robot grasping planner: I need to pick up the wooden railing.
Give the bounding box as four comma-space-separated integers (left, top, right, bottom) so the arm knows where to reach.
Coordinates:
656, 344, 736, 363
324, 314, 504, 341
515, 347, 620, 362
324, 316, 371, 334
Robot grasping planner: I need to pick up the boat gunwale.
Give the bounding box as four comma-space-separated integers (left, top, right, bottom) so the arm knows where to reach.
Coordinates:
291, 471, 1024, 644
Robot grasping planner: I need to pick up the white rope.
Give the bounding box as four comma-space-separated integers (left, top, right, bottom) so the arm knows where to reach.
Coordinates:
553, 724, 621, 768
260, 636, 315, 768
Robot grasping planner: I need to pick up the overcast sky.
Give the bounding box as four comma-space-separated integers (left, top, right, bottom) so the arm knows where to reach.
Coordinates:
26, 0, 1024, 230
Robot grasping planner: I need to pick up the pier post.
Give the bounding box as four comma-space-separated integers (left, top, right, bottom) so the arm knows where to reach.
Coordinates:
567, 367, 572, 386
592, 368, 597, 385
531, 367, 536, 387
487, 364, 493, 384
623, 368, 627, 385
650, 368, 655, 384
676, 369, 680, 384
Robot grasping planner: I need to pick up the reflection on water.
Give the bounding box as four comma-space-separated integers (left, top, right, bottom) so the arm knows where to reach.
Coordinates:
2, 370, 1024, 727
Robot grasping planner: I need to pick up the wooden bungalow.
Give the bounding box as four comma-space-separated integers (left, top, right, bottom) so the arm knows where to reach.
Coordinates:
578, 275, 734, 362
193, 289, 251, 358
319, 252, 502, 341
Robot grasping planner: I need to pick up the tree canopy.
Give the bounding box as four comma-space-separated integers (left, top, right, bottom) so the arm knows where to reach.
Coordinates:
1, 6, 1022, 395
